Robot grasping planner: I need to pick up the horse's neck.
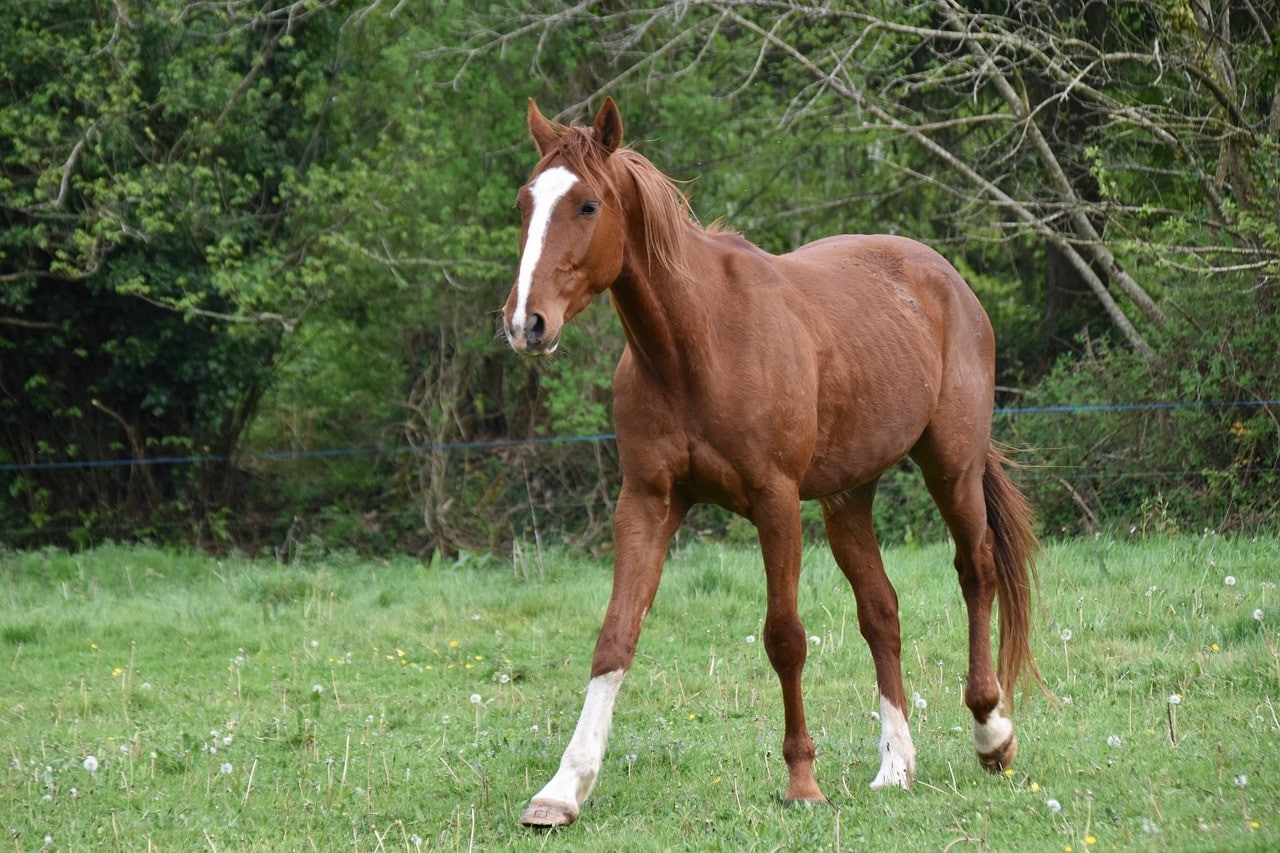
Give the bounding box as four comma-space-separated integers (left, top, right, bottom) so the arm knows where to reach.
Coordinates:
610, 239, 713, 386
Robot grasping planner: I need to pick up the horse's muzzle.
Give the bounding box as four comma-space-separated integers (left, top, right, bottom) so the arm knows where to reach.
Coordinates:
505, 312, 559, 356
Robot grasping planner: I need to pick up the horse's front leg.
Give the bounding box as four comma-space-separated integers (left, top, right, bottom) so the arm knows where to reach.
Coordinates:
756, 484, 827, 804
520, 485, 689, 828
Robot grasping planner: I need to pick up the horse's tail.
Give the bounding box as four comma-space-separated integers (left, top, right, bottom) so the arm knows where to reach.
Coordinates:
983, 446, 1043, 703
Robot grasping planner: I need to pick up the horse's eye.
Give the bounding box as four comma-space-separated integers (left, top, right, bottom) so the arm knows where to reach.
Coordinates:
578, 199, 600, 216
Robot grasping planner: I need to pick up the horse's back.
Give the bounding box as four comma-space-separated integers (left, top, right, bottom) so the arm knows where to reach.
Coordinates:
782, 233, 993, 362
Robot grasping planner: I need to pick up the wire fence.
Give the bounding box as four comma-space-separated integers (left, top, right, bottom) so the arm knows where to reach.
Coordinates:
2, 398, 1276, 551
3, 400, 1276, 474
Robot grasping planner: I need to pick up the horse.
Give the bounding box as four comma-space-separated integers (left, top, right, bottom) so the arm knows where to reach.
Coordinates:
500, 97, 1040, 828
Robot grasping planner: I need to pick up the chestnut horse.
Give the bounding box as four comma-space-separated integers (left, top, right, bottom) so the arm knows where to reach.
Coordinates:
501, 98, 1039, 828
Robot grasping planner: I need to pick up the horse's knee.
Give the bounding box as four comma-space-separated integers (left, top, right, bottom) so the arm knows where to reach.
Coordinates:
763, 612, 808, 673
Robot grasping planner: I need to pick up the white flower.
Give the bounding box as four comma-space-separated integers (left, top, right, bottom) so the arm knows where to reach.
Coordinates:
810, 635, 821, 645
746, 635, 756, 644
1254, 609, 1264, 621
1225, 576, 1237, 586
82, 756, 98, 773
1045, 798, 1062, 814
469, 693, 482, 705
220, 762, 233, 775
1167, 694, 1182, 705
530, 724, 539, 733
913, 692, 927, 710
1106, 735, 1123, 748
310, 639, 319, 648
311, 684, 324, 695
1234, 774, 1248, 787
1060, 628, 1073, 642
499, 673, 511, 684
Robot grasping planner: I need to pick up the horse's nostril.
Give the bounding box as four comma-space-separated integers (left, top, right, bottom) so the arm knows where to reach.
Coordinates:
527, 313, 546, 344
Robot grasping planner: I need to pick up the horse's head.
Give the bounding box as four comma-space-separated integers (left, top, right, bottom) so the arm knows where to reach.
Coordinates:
502, 98, 627, 356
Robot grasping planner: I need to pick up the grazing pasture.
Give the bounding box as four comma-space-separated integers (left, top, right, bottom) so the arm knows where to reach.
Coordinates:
1, 534, 1276, 849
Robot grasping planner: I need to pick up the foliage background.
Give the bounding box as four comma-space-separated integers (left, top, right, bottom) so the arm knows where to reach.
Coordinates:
2, 0, 1277, 555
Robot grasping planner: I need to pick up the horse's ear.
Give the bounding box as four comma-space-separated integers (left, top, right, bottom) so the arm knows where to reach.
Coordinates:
528, 99, 561, 156
592, 97, 623, 155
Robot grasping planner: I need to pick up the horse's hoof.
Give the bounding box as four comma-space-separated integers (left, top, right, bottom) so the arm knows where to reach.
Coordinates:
519, 798, 578, 828
976, 732, 1018, 773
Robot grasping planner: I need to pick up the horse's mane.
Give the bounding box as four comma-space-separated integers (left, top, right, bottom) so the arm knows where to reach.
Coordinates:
550, 127, 701, 284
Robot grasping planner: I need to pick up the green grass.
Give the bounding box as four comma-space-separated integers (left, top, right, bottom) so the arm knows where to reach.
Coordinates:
1, 534, 1278, 850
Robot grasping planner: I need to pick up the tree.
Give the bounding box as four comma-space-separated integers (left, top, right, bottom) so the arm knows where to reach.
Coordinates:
449, 0, 1279, 359
0, 0, 347, 544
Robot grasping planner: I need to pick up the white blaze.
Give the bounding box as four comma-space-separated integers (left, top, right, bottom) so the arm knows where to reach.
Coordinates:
513, 166, 580, 335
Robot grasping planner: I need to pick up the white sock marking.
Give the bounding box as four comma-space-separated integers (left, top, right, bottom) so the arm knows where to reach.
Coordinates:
530, 669, 625, 809
513, 166, 579, 335
974, 692, 1014, 755
870, 696, 916, 790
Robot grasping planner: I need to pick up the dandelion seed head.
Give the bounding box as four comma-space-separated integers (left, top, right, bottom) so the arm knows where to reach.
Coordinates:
1168, 694, 1181, 705
311, 684, 324, 695
913, 692, 927, 710
82, 756, 98, 773
810, 635, 821, 645
1225, 575, 1237, 586
746, 635, 756, 644
220, 762, 233, 775
1060, 628, 1073, 642
1235, 774, 1248, 787
1141, 817, 1160, 834
1254, 609, 1264, 621
1106, 735, 1123, 748
469, 693, 482, 705
1045, 798, 1062, 813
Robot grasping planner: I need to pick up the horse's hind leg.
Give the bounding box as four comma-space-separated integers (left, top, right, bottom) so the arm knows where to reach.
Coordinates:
821, 483, 916, 789
914, 436, 1018, 773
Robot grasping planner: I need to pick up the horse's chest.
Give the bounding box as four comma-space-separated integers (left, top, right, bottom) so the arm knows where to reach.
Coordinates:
682, 434, 753, 512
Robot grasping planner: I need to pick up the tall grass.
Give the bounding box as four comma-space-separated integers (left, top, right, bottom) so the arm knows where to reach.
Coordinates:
1, 534, 1277, 849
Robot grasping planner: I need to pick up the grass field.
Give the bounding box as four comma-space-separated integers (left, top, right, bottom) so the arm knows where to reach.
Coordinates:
2, 532, 1277, 850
